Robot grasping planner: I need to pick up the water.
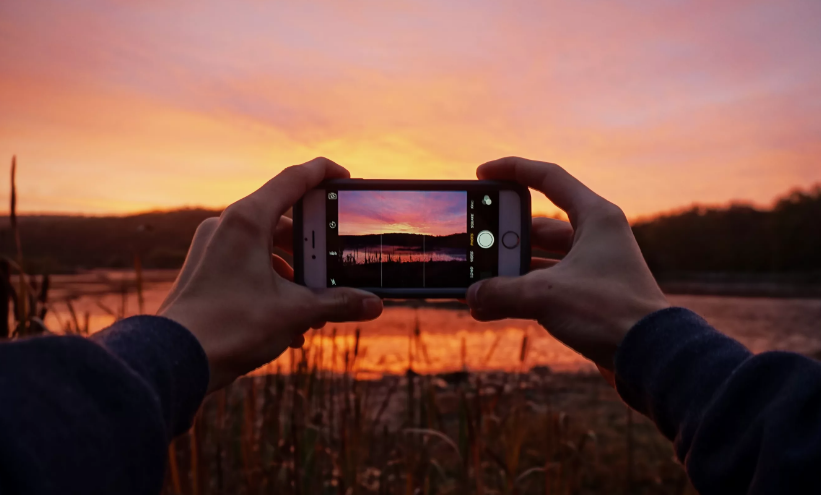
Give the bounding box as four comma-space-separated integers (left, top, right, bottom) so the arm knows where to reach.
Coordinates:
42, 271, 821, 375
343, 245, 466, 264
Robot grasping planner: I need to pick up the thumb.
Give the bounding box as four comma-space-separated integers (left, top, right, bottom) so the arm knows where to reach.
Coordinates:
312, 288, 383, 323
466, 273, 550, 321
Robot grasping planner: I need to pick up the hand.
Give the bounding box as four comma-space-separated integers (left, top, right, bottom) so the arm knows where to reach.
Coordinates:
466, 157, 669, 371
158, 157, 383, 392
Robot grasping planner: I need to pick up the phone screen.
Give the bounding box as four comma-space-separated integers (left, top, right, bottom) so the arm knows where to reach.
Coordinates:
325, 190, 499, 288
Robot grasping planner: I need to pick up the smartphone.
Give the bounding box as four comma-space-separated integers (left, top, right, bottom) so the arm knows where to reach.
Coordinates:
293, 179, 530, 298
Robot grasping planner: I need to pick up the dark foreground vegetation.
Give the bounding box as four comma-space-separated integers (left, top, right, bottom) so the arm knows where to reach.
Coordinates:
0, 244, 694, 494
166, 338, 694, 495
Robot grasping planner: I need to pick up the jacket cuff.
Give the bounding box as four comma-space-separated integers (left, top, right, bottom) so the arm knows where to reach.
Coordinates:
91, 315, 210, 437
614, 307, 751, 456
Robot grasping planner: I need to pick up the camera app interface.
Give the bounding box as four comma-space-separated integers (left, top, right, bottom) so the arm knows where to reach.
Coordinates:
326, 190, 499, 288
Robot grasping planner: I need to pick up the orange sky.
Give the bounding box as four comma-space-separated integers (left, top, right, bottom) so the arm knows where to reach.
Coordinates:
1, 1, 820, 217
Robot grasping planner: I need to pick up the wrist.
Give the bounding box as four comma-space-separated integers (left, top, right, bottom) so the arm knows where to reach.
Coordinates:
157, 305, 223, 393
601, 293, 671, 371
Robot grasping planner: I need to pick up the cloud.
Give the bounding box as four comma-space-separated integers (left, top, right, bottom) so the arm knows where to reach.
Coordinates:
339, 191, 466, 236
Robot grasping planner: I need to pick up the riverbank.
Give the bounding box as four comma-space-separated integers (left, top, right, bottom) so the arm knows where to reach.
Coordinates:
658, 272, 821, 298
32, 269, 821, 301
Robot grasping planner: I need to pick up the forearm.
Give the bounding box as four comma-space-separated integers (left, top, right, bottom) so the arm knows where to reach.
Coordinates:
615, 307, 821, 494
0, 316, 208, 494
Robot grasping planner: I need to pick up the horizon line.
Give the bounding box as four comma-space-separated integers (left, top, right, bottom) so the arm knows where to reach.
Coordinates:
0, 182, 817, 223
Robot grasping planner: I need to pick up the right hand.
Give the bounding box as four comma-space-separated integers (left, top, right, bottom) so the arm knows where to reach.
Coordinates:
466, 157, 669, 371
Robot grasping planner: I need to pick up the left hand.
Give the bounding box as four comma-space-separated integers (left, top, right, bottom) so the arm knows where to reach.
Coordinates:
158, 157, 384, 392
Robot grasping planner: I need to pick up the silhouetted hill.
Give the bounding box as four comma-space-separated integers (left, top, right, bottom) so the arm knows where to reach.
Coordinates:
340, 232, 468, 250
0, 208, 222, 273
1, 185, 819, 281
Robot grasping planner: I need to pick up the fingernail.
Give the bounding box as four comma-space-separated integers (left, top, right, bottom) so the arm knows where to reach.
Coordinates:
361, 297, 383, 319
466, 281, 483, 308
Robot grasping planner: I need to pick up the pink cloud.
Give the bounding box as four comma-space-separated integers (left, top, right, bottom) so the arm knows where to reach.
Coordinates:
338, 191, 466, 236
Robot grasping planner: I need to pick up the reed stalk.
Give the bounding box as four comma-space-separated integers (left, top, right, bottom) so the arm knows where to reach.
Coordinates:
134, 253, 144, 314
0, 260, 9, 339
167, 441, 182, 495
10, 156, 28, 335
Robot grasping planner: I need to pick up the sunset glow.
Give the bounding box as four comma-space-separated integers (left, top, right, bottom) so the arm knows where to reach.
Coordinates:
1, 1, 820, 217
338, 191, 466, 236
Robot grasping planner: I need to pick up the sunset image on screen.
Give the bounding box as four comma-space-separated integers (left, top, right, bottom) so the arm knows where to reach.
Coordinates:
338, 191, 466, 237
335, 190, 468, 287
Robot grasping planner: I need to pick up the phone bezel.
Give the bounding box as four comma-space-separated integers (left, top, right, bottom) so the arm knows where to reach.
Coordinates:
293, 179, 531, 298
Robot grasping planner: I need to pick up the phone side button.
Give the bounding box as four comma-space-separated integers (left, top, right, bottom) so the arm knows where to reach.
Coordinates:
502, 231, 520, 249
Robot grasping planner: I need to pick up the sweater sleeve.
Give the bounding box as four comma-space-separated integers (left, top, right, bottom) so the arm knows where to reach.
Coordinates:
615, 307, 821, 495
0, 315, 209, 495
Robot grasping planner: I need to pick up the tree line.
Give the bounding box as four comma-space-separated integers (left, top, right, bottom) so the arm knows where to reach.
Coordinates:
0, 185, 818, 276
0, 208, 222, 273
632, 185, 820, 276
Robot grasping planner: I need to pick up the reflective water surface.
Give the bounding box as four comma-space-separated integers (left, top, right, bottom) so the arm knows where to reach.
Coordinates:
343, 245, 466, 264
43, 271, 821, 376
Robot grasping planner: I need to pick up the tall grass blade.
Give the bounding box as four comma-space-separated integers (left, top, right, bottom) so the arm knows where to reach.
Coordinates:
37, 274, 49, 320
10, 156, 28, 335
167, 441, 182, 495
483, 334, 502, 366
520, 334, 530, 364
0, 260, 9, 339
403, 428, 463, 464
189, 417, 200, 495
134, 253, 144, 314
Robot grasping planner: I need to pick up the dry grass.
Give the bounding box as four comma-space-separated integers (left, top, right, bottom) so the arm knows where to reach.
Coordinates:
161, 329, 693, 495
1, 156, 51, 337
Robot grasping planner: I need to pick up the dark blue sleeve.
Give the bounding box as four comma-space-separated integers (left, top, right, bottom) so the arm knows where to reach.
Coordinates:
0, 316, 209, 495
615, 307, 821, 494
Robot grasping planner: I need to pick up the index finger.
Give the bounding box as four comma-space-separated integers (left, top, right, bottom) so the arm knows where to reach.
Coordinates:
243, 157, 350, 228
477, 157, 604, 225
